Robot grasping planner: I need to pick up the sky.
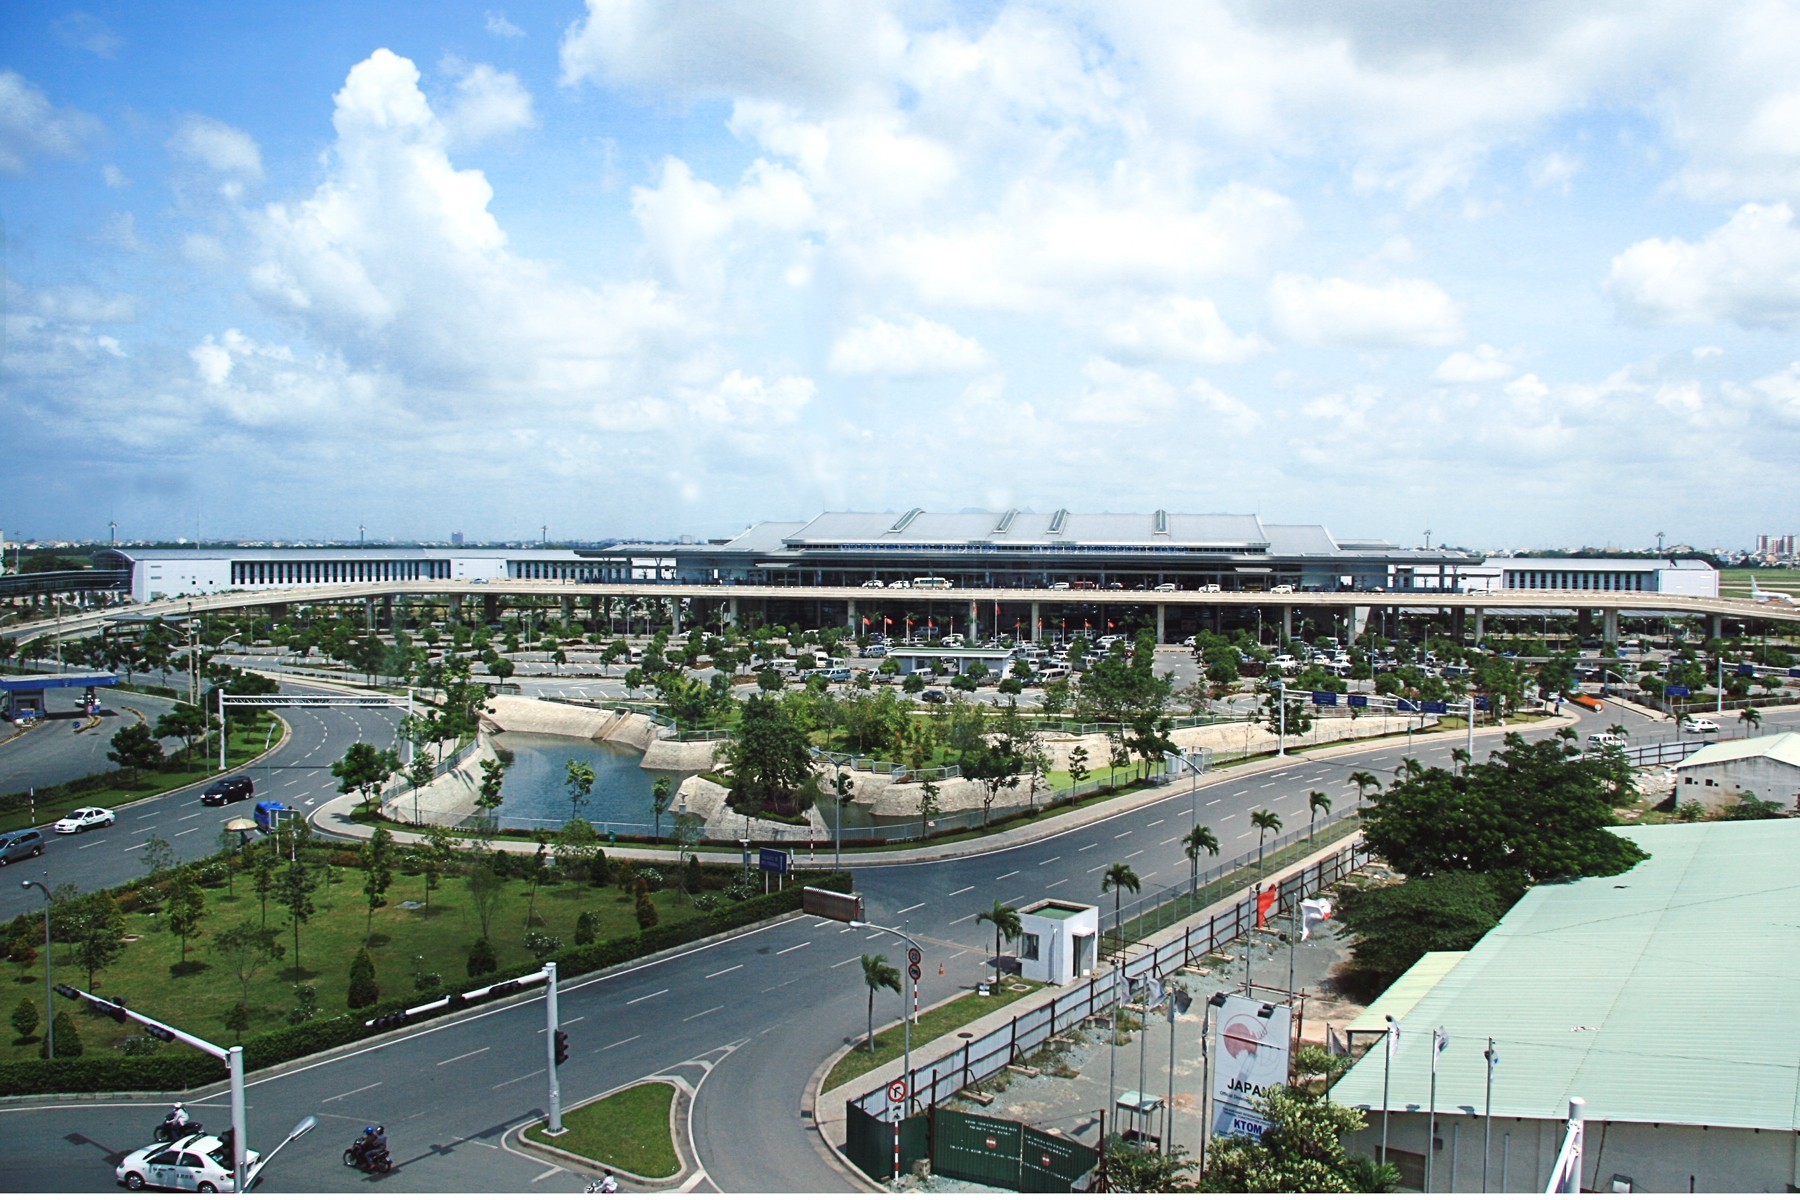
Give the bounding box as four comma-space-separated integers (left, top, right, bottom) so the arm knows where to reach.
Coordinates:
4, 1, 1800, 551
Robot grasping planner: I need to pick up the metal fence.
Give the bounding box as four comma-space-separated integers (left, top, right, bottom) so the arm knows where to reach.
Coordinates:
849, 839, 1372, 1123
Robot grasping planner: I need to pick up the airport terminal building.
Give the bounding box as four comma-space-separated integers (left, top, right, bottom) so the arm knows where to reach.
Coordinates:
100, 510, 1481, 602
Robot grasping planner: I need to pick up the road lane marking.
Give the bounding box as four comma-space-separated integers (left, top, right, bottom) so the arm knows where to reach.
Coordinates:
949, 913, 977, 925
437, 1048, 488, 1067
704, 965, 742, 979
896, 903, 927, 915
949, 950, 970, 959
1126, 850, 1145, 859
599, 1036, 641, 1052
75, 839, 109, 849
172, 828, 198, 837
997, 870, 1019, 881
1039, 856, 1060, 865
1232, 789, 1248, 797
321, 1081, 381, 1104
1113, 831, 1132, 839
777, 941, 811, 955
627, 988, 668, 1005
1077, 843, 1098, 852
1145, 819, 1164, 828
492, 1069, 544, 1090
1003, 895, 1026, 906
1160, 836, 1179, 846
831, 957, 858, 968
1086, 863, 1107, 873
949, 886, 974, 897
684, 1005, 724, 1022
1206, 796, 1224, 806
124, 842, 149, 851
531, 1167, 563, 1183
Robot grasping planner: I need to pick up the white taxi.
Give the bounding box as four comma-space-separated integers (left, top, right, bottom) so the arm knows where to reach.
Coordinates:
54, 806, 116, 834
116, 1134, 257, 1193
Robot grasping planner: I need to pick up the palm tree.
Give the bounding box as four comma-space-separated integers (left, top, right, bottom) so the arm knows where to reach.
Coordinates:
975, 900, 1023, 985
1182, 825, 1220, 897
1347, 770, 1380, 807
1101, 863, 1141, 954
1606, 723, 1630, 741
1739, 705, 1762, 733
1250, 809, 1283, 872
860, 954, 901, 1052
1307, 791, 1333, 842
1450, 747, 1471, 776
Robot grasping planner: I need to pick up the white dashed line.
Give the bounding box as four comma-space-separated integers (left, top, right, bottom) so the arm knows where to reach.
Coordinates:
1159, 836, 1179, 846
1113, 831, 1132, 839
1145, 818, 1164, 828
949, 913, 977, 925
997, 870, 1019, 881
684, 1005, 724, 1022
627, 989, 668, 1005
897, 903, 927, 915
949, 886, 974, 897
599, 1036, 641, 1052
777, 941, 811, 955
437, 1048, 489, 1067
1039, 856, 1060, 865
704, 965, 742, 979
1077, 843, 1098, 852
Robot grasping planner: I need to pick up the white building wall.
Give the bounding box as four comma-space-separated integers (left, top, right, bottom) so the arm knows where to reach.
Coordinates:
448, 555, 512, 581
1654, 560, 1721, 597
136, 558, 232, 602
1674, 756, 1800, 810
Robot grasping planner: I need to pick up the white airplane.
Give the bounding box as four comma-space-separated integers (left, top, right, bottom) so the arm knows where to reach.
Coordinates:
1748, 576, 1798, 605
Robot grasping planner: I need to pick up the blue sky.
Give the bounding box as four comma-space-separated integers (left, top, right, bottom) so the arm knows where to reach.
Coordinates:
5, 1, 1799, 549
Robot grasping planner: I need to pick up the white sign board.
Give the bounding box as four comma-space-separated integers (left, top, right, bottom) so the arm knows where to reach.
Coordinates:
1211, 996, 1291, 1140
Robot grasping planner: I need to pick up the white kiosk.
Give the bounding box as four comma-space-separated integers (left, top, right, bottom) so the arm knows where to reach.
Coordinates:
1017, 899, 1101, 986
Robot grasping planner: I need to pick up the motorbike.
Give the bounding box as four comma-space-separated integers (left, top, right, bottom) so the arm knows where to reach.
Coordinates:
343, 1140, 393, 1174
154, 1117, 203, 1142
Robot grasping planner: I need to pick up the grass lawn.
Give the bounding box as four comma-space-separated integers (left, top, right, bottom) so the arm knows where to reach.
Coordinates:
0, 854, 706, 1063
521, 1081, 680, 1179
0, 716, 283, 837
822, 979, 1043, 1095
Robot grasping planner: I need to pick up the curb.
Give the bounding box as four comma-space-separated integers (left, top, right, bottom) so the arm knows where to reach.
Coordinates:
506, 1077, 691, 1191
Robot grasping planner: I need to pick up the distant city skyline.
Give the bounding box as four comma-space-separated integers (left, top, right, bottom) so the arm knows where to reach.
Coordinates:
6, 3, 1800, 547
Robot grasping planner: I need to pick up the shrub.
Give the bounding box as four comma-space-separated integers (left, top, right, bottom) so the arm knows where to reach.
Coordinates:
635, 893, 659, 930
347, 949, 379, 1009
286, 984, 318, 1026
329, 850, 362, 869
11, 997, 38, 1042
223, 1001, 250, 1036
524, 932, 561, 959
43, 1012, 81, 1059
466, 938, 498, 978
574, 912, 597, 946
587, 850, 610, 887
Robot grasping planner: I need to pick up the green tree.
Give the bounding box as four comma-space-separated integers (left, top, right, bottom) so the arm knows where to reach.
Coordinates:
332, 742, 402, 815
1067, 744, 1090, 787
466, 861, 504, 942
860, 953, 901, 1052
165, 868, 206, 965
154, 702, 210, 765
246, 841, 278, 928
724, 696, 815, 816
477, 757, 507, 813
1203, 1046, 1399, 1192
347, 947, 379, 1009
1182, 824, 1220, 895
361, 827, 396, 940
1101, 863, 1141, 952
275, 857, 318, 977
564, 759, 597, 821
11, 996, 39, 1042
1307, 790, 1333, 842
43, 1011, 81, 1059
975, 900, 1022, 984
466, 937, 498, 978
635, 891, 659, 930
71, 895, 126, 990
917, 776, 942, 832
1250, 808, 1284, 872
421, 826, 457, 910
1335, 872, 1509, 989
211, 921, 284, 1010
1739, 704, 1762, 733
651, 776, 675, 841
107, 722, 164, 783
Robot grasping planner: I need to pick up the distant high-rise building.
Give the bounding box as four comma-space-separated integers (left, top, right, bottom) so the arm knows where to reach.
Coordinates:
451, 531, 464, 547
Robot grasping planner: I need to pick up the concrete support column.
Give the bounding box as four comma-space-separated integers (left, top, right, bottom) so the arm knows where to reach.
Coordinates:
1350, 606, 1370, 641
1577, 608, 1594, 640
727, 597, 738, 627
364, 597, 376, 630
1710, 613, 1722, 641
1603, 608, 1619, 644
1030, 601, 1041, 644
1282, 605, 1293, 642
1473, 608, 1485, 643
968, 599, 980, 643
1155, 604, 1166, 644
670, 598, 683, 635
560, 596, 574, 624
449, 594, 463, 621
482, 594, 500, 624
1452, 607, 1466, 643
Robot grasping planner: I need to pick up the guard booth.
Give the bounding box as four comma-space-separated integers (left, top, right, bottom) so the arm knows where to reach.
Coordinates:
1016, 900, 1100, 986
1, 672, 119, 720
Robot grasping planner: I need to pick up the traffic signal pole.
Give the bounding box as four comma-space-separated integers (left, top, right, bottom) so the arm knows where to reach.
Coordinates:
544, 960, 565, 1135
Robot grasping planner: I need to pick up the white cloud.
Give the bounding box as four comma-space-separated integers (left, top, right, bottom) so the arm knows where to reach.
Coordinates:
1529, 151, 1580, 191
1187, 378, 1260, 434
169, 115, 264, 179
1063, 358, 1180, 426
1093, 295, 1266, 365
1269, 273, 1463, 347
441, 63, 536, 147
51, 12, 123, 59
1606, 202, 1800, 328
0, 71, 101, 173
560, 0, 904, 108
485, 11, 525, 38
1433, 344, 1512, 383
102, 164, 128, 188
828, 315, 989, 378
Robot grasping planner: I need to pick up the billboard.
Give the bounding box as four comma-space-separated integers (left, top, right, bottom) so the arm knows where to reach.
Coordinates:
1211, 996, 1291, 1140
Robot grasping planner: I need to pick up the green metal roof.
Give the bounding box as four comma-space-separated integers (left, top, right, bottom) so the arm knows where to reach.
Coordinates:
1678, 730, 1800, 770
1344, 952, 1467, 1039
1333, 820, 1800, 1131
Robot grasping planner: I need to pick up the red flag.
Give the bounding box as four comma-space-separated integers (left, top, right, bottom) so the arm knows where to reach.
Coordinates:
884, 617, 892, 626
1255, 886, 1277, 929
861, 616, 869, 626
1107, 620, 1115, 629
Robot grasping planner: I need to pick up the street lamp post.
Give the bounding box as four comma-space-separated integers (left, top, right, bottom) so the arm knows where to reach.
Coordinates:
848, 921, 919, 1118
20, 880, 54, 1059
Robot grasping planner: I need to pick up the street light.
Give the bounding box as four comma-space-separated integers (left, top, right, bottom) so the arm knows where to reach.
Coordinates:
20, 879, 54, 1059
848, 920, 919, 1119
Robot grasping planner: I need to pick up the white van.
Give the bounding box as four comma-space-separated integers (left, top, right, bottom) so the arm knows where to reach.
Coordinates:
1588, 731, 1626, 749
912, 577, 952, 590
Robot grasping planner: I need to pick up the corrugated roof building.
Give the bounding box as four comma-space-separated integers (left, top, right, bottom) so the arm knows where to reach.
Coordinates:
1673, 732, 1800, 811
1332, 819, 1800, 1193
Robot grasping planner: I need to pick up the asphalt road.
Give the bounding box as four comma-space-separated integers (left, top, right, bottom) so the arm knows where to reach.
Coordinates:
0, 689, 401, 925
2, 698, 1789, 1192
0, 687, 184, 797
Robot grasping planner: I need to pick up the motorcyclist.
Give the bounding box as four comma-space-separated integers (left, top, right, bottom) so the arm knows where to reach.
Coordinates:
160, 1105, 195, 1139
597, 1171, 618, 1193
352, 1125, 389, 1169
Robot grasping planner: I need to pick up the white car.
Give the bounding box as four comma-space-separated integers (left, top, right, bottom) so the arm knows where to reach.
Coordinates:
1198, 584, 1221, 593
117, 1134, 258, 1193
54, 806, 115, 834
887, 580, 910, 590
1152, 582, 1178, 592
860, 579, 885, 588
1269, 584, 1296, 594
1680, 717, 1719, 734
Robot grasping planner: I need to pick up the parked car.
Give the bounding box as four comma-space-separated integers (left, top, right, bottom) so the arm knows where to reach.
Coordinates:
53, 806, 115, 834
0, 829, 46, 865
201, 776, 255, 806
1153, 583, 1178, 592
1269, 584, 1296, 594
920, 689, 947, 703
1588, 732, 1626, 748
1048, 581, 1071, 591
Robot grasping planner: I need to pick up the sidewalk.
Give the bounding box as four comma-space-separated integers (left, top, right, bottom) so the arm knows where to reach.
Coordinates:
308, 712, 1577, 864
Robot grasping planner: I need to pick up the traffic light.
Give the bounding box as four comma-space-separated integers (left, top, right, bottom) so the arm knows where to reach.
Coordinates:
88, 997, 127, 1023
553, 1029, 570, 1066
365, 1010, 409, 1031
53, 984, 79, 1000
144, 1023, 178, 1043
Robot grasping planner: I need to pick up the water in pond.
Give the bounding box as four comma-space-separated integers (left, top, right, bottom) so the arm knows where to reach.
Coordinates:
488, 732, 686, 835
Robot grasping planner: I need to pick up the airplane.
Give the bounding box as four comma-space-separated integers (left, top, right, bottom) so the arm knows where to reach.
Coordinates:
1748, 576, 1798, 605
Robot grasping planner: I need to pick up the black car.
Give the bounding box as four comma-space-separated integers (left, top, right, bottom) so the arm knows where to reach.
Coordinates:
201, 775, 255, 806
921, 689, 947, 703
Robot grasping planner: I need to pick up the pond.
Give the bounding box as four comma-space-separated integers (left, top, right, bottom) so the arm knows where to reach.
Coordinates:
487, 732, 687, 837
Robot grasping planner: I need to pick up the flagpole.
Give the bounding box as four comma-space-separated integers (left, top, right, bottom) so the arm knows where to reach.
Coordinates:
1483, 1039, 1497, 1192
1381, 1016, 1398, 1166
1427, 1026, 1447, 1192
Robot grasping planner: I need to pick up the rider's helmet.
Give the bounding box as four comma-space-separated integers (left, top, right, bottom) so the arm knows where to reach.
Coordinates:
365, 1127, 376, 1136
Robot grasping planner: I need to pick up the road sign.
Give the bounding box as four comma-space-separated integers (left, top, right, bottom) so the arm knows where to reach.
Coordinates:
759, 847, 791, 875
1665, 685, 1691, 697
801, 887, 864, 923
908, 963, 922, 981
887, 1080, 908, 1104
907, 947, 922, 965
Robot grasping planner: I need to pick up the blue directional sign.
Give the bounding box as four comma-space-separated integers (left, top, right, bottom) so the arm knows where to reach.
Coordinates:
1312, 691, 1339, 706
1422, 701, 1449, 715
1664, 685, 1691, 697
1474, 697, 1491, 711
1398, 699, 1421, 712
759, 847, 791, 875
1737, 663, 1758, 677
1347, 695, 1368, 708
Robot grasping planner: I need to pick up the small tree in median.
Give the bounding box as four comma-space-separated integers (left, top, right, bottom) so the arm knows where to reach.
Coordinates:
975, 900, 1022, 984
860, 953, 901, 1051
347, 947, 379, 1009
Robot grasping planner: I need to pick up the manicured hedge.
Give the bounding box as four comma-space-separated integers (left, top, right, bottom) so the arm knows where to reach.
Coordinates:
0, 869, 851, 1097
